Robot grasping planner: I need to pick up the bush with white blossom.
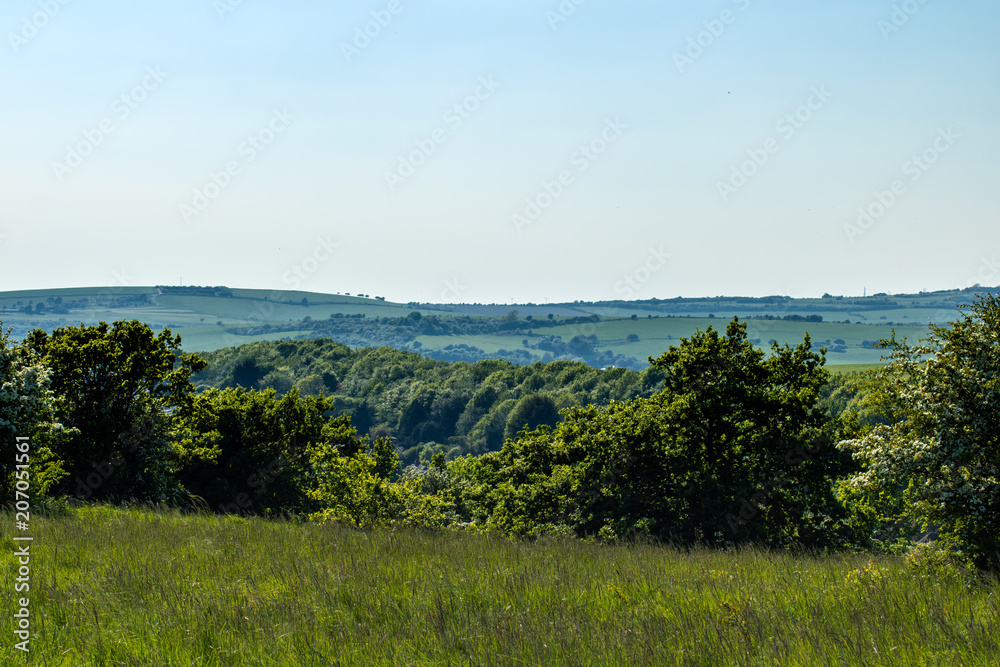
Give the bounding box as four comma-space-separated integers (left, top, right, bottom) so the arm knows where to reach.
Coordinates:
838, 294, 1000, 570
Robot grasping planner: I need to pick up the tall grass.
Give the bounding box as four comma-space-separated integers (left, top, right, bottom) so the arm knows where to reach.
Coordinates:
2, 505, 997, 665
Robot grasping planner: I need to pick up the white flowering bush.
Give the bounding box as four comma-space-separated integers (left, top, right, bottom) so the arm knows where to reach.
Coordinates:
0, 326, 69, 501
838, 294, 1000, 570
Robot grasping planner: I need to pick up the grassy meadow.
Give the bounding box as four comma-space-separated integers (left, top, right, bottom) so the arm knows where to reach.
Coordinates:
3, 505, 997, 665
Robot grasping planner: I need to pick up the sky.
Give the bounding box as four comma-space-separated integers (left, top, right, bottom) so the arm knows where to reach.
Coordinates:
2, 0, 998, 305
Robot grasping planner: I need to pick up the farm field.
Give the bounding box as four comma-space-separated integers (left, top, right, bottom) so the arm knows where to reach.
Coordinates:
0, 287, 418, 327
414, 333, 548, 358
578, 303, 950, 324
411, 318, 897, 366
172, 327, 317, 353
541, 317, 901, 365
3, 505, 996, 665
1, 285, 985, 364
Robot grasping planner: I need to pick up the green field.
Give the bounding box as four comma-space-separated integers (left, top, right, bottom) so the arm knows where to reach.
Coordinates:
411, 317, 898, 366
541, 317, 899, 365
415, 333, 547, 358
3, 505, 996, 665
2, 284, 978, 365
0, 287, 418, 328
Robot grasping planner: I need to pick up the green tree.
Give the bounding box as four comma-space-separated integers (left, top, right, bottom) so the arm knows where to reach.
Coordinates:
231, 358, 265, 389
650, 318, 849, 545
468, 397, 517, 452
0, 326, 69, 502
504, 394, 560, 441
472, 319, 852, 546
25, 320, 207, 501
173, 387, 336, 514
838, 294, 1000, 570
308, 422, 404, 528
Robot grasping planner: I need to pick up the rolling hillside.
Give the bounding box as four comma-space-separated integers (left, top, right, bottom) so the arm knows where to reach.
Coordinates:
2, 284, 995, 366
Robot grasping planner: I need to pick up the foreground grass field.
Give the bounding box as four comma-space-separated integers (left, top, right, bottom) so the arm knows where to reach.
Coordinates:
2, 506, 998, 666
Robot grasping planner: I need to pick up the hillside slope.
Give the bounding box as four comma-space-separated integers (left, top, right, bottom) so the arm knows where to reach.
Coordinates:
2, 284, 994, 365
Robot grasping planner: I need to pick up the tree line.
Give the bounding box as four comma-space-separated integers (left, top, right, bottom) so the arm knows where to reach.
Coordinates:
1, 293, 996, 570
192, 338, 665, 465
229, 311, 645, 369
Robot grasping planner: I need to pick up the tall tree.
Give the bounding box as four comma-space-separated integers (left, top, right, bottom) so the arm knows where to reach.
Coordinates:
0, 326, 69, 501
25, 320, 207, 501
173, 386, 334, 514
839, 294, 1000, 570
649, 318, 849, 545
471, 319, 853, 547
504, 393, 560, 441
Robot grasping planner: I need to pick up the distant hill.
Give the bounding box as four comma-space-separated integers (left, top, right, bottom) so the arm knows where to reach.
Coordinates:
2, 284, 995, 367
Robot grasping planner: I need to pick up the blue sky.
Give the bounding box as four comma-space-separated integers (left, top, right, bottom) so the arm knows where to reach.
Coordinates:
2, 0, 998, 304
